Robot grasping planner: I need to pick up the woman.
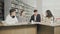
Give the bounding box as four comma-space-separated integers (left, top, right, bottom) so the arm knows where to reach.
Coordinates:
20, 10, 25, 17
18, 10, 27, 22
44, 10, 54, 23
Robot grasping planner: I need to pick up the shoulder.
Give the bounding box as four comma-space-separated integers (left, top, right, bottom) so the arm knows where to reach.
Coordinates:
37, 14, 40, 16
6, 14, 10, 18
31, 14, 34, 17
45, 17, 53, 19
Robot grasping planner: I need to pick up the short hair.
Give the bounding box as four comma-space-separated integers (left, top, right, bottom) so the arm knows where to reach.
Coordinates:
10, 9, 16, 15
34, 10, 37, 12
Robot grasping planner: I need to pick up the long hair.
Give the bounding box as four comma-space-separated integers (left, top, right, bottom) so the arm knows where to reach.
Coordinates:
46, 10, 53, 18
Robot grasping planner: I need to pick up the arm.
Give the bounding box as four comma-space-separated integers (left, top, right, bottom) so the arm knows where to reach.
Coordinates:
38, 14, 41, 22
39, 15, 41, 22
30, 15, 33, 22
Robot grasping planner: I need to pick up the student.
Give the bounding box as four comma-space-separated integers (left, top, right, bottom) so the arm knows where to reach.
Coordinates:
45, 10, 54, 23
18, 10, 26, 22
20, 10, 25, 17
5, 9, 18, 25
30, 10, 41, 22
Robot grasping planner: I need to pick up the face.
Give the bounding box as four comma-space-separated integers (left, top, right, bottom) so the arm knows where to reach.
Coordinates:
11, 11, 16, 16
34, 12, 37, 16
22, 12, 25, 17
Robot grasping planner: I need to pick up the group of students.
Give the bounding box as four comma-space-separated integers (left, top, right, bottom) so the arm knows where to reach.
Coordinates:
4, 8, 54, 25
30, 9, 54, 23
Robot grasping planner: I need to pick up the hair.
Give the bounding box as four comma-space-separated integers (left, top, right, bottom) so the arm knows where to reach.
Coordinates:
20, 10, 24, 16
34, 10, 37, 12
46, 10, 53, 18
10, 9, 16, 15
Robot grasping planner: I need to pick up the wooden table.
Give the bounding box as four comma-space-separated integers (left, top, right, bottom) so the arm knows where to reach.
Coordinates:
0, 22, 60, 34
0, 23, 37, 34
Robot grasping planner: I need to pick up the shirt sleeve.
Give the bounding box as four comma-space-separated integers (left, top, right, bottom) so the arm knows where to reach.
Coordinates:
5, 15, 10, 24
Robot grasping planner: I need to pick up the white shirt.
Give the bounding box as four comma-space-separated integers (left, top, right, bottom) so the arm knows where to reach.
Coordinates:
5, 14, 18, 25
34, 16, 36, 21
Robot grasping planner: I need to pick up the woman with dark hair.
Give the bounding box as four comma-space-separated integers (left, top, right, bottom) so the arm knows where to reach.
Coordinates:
44, 10, 54, 23
46, 10, 53, 18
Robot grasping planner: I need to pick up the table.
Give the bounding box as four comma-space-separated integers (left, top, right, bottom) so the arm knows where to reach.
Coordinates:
0, 22, 60, 34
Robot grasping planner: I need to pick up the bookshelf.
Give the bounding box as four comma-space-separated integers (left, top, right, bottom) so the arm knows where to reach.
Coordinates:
0, 0, 4, 21
11, 0, 34, 21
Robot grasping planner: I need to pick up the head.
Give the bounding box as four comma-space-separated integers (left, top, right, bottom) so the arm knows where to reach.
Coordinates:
20, 10, 25, 17
34, 10, 38, 16
46, 10, 53, 18
10, 9, 16, 18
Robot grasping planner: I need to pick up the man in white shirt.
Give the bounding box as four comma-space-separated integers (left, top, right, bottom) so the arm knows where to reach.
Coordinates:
5, 9, 18, 25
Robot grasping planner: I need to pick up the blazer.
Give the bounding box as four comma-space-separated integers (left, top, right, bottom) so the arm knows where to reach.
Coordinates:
30, 14, 41, 22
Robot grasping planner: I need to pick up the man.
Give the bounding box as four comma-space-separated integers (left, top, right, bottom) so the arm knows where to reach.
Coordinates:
30, 10, 41, 22
5, 9, 18, 25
